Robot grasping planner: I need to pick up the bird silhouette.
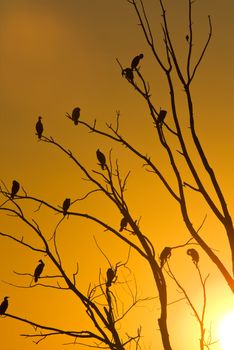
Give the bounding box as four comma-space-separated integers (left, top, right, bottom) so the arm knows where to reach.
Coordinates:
106, 268, 115, 287
157, 109, 167, 125
119, 217, 128, 232
160, 247, 172, 268
11, 180, 20, 199
187, 248, 199, 265
0, 296, 9, 315
34, 259, 45, 283
62, 198, 71, 216
96, 149, 106, 170
131, 53, 144, 70
122, 68, 134, 83
36, 116, 43, 139
72, 107, 80, 125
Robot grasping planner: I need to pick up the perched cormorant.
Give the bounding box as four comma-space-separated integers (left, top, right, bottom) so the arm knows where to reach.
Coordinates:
119, 217, 128, 232
11, 180, 20, 199
157, 110, 167, 125
131, 53, 144, 70
62, 198, 71, 216
0, 296, 9, 315
34, 259, 45, 283
71, 107, 80, 125
106, 268, 115, 287
187, 248, 199, 265
96, 149, 106, 170
160, 247, 172, 268
122, 68, 134, 83
36, 116, 43, 139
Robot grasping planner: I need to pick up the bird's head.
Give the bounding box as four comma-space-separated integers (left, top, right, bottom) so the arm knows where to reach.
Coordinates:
4, 296, 9, 300
38, 116, 42, 120
39, 259, 43, 263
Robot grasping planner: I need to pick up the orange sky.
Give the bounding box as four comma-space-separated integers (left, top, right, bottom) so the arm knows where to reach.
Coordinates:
1, 1, 234, 349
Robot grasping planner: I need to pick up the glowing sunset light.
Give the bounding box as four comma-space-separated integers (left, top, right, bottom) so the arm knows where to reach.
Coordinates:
218, 310, 234, 350
1, 1, 234, 350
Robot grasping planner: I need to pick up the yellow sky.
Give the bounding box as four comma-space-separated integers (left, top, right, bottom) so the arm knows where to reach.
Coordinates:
1, 1, 234, 349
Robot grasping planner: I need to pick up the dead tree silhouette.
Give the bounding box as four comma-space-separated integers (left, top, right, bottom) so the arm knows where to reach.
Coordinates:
0, 1, 233, 350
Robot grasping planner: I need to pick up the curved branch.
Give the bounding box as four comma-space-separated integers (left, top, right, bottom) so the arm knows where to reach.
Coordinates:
189, 16, 212, 82
5, 313, 106, 344
0, 231, 46, 253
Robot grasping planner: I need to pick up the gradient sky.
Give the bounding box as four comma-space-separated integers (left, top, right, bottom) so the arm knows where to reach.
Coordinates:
1, 1, 234, 349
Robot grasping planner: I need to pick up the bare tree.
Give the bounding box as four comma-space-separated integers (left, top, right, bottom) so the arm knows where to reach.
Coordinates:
0, 0, 233, 349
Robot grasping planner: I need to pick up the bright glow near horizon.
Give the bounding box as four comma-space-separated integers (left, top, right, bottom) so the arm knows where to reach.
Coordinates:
218, 310, 234, 350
